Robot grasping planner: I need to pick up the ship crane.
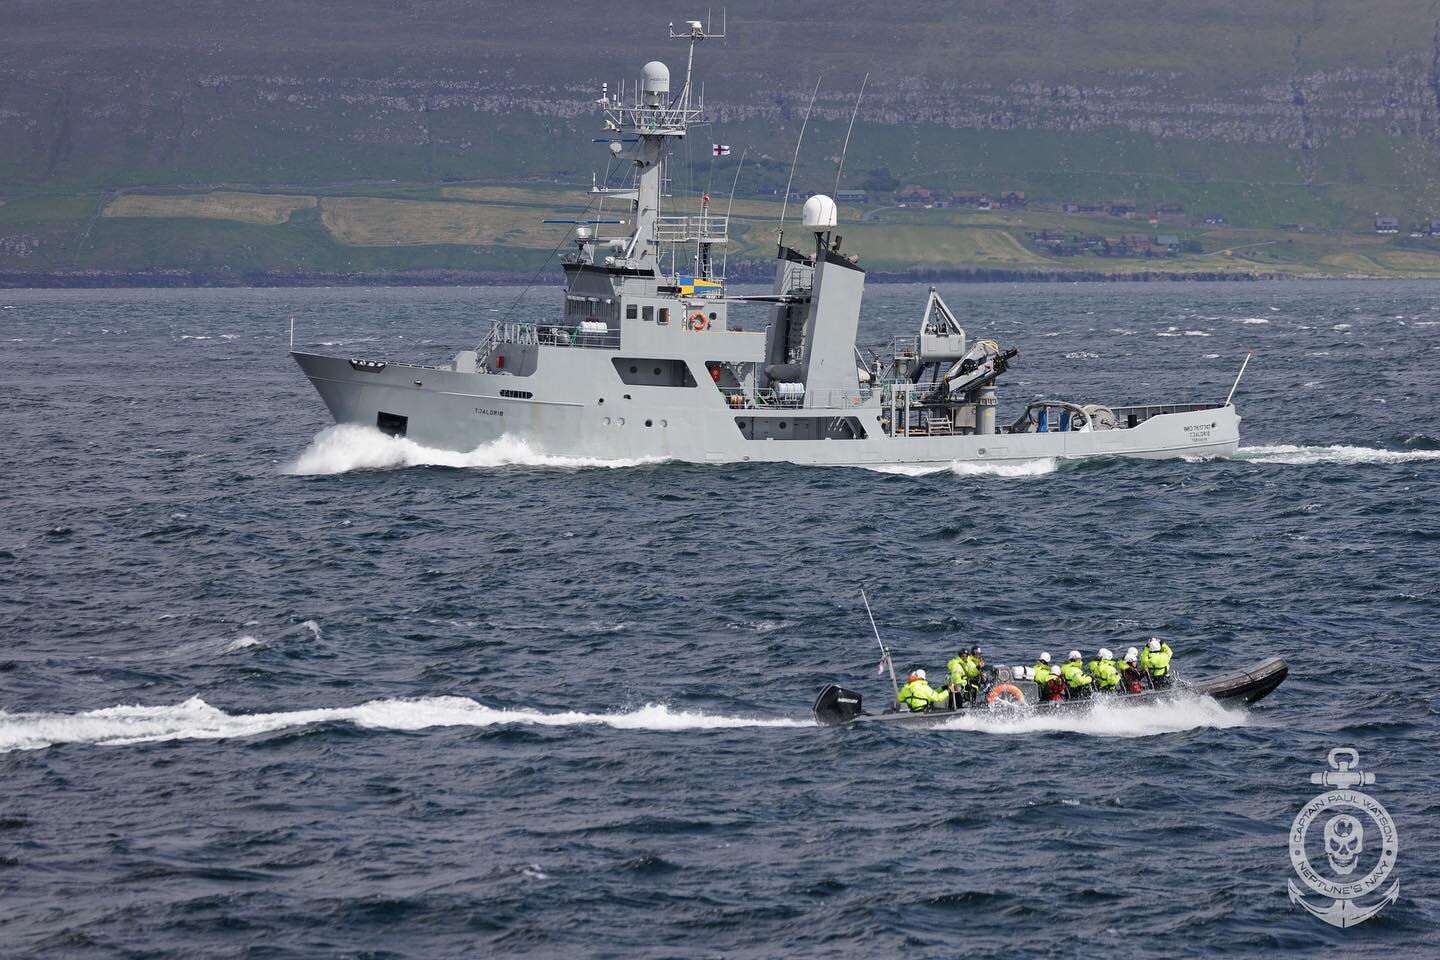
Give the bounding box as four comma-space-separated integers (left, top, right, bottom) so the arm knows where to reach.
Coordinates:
937, 341, 1019, 400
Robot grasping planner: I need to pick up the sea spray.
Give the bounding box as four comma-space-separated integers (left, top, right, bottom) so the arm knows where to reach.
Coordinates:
285, 424, 666, 475
927, 694, 1249, 738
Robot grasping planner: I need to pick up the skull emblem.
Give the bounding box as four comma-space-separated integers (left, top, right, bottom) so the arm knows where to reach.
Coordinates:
1324, 814, 1364, 875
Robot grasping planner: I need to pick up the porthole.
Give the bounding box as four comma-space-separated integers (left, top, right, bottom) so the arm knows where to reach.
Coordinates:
630, 365, 638, 374
618, 417, 626, 426
603, 416, 611, 425
708, 312, 717, 321
645, 419, 653, 427
779, 421, 788, 429
653, 367, 662, 376
598, 398, 605, 405
660, 419, 668, 428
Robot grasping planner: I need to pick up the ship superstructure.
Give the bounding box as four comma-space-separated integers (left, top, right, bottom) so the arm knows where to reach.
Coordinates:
292, 21, 1242, 466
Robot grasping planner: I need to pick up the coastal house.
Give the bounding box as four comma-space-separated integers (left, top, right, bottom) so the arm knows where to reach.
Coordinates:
1203, 213, 1227, 225
1374, 216, 1400, 233
1107, 199, 1136, 218
999, 191, 1027, 208
1155, 204, 1187, 224
895, 186, 934, 206
836, 189, 868, 204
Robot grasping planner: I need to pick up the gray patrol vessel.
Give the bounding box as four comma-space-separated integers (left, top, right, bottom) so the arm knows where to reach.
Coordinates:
293, 20, 1243, 468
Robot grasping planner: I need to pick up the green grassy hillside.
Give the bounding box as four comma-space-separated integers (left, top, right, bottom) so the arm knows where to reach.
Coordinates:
3, 1, 1440, 280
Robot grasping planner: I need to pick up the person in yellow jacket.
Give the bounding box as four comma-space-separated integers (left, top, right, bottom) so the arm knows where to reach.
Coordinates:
1061, 650, 1093, 699
945, 650, 971, 703
1088, 648, 1121, 691
1140, 637, 1174, 689
896, 669, 952, 712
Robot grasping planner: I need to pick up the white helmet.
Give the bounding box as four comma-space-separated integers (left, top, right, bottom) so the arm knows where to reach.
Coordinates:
1068, 650, 1082, 661
1039, 652, 1051, 664
1148, 637, 1162, 652
911, 669, 927, 681
1125, 646, 1139, 661
1098, 648, 1113, 660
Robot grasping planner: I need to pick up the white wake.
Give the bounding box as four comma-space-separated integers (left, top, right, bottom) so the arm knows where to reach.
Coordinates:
0, 696, 811, 752
863, 457, 1059, 479
1235, 444, 1440, 466
927, 693, 1248, 738
285, 425, 665, 475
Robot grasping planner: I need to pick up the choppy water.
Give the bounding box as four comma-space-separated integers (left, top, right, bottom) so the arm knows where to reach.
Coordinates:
2, 281, 1437, 958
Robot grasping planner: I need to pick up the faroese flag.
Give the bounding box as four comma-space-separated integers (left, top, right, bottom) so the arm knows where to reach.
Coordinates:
678, 275, 722, 296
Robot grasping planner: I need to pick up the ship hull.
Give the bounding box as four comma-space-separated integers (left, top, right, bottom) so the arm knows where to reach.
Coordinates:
292, 350, 1240, 466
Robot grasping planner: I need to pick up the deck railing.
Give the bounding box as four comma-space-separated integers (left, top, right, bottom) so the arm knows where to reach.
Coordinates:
477, 321, 620, 353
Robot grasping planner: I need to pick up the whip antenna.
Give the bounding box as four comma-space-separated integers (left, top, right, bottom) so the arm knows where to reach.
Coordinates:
833, 72, 869, 197
862, 587, 900, 699
778, 75, 822, 243
1225, 352, 1253, 407
721, 147, 747, 282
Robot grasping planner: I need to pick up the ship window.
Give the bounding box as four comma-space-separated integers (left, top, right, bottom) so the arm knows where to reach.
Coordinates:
629, 365, 639, 374
642, 306, 654, 322
627, 304, 638, 320
708, 312, 717, 321
645, 419, 653, 427
659, 308, 670, 324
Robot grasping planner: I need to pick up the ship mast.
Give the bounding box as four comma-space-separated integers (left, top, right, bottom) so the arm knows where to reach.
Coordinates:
592, 18, 727, 281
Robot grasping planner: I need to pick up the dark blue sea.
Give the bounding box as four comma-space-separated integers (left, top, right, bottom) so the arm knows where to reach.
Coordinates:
2, 281, 1437, 958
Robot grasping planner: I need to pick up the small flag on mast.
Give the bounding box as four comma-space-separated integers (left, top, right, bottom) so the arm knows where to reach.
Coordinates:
712, 143, 731, 156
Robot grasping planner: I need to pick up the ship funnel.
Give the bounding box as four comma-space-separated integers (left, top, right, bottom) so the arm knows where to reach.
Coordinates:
802, 194, 838, 229
641, 61, 670, 95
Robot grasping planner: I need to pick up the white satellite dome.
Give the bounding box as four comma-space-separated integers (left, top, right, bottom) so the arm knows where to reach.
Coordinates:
641, 61, 670, 94
801, 194, 838, 229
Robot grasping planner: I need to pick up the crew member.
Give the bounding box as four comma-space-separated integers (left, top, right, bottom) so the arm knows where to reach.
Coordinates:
1140, 637, 1174, 689
946, 649, 971, 704
1061, 650, 1093, 699
1119, 648, 1146, 693
1041, 663, 1068, 703
1033, 652, 1054, 700
896, 669, 951, 712
1089, 648, 1120, 691
962, 645, 985, 696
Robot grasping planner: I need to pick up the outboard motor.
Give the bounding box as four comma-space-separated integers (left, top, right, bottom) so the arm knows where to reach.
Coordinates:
812, 684, 864, 725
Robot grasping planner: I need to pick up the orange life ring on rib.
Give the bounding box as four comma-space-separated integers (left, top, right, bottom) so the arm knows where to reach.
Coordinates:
689, 311, 709, 331
986, 683, 1026, 706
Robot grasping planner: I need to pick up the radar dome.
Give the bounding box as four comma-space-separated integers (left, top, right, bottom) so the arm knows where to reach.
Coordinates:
802, 194, 838, 229
641, 61, 670, 94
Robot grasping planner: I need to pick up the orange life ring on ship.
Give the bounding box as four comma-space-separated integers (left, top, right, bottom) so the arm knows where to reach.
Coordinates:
689, 312, 709, 331
986, 683, 1026, 706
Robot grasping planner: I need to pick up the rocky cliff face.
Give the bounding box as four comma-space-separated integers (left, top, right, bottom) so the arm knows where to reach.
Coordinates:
3, 0, 1438, 206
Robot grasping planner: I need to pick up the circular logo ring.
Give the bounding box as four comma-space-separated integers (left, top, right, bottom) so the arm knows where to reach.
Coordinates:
1290, 790, 1398, 900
